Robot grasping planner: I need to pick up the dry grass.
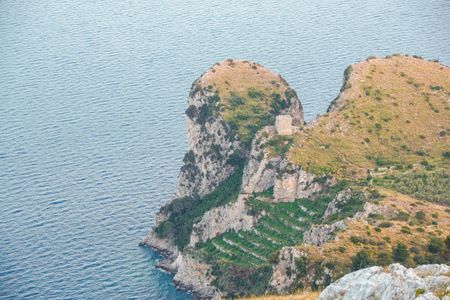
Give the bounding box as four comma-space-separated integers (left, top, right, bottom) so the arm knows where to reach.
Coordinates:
320, 188, 450, 259
289, 55, 450, 178
201, 59, 288, 101
239, 291, 320, 300
198, 59, 293, 144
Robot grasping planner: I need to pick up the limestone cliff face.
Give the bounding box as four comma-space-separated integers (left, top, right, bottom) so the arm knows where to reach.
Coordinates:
189, 195, 257, 247
303, 220, 348, 247
172, 254, 219, 299
241, 126, 331, 202
241, 126, 282, 194
175, 83, 240, 199
270, 245, 329, 294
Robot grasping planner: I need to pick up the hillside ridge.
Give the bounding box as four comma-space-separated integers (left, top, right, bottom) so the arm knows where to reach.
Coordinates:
140, 55, 450, 299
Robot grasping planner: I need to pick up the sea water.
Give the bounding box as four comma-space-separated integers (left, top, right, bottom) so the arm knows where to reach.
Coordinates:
1, 0, 449, 298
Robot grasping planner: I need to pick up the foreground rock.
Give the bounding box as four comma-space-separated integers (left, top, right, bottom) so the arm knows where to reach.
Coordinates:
317, 263, 450, 300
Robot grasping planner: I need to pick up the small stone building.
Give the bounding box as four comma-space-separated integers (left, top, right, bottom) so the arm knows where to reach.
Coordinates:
275, 115, 292, 135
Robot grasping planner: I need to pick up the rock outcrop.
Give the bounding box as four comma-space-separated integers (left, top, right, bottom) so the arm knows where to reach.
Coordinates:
172, 254, 220, 299
189, 194, 257, 247
303, 220, 348, 247
273, 167, 326, 202
270, 245, 328, 294
139, 231, 179, 273
353, 202, 393, 221
175, 85, 240, 199
317, 263, 450, 300
141, 60, 305, 298
139, 233, 220, 298
241, 126, 331, 202
323, 190, 351, 219
241, 126, 282, 194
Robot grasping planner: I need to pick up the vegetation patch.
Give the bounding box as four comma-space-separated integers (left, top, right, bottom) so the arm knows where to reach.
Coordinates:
393, 169, 449, 205
155, 166, 244, 250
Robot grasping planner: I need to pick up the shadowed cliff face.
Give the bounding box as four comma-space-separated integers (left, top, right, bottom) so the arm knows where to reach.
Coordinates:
175, 59, 303, 199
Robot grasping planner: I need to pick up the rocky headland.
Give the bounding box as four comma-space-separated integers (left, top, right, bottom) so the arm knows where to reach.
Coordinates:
140, 56, 450, 299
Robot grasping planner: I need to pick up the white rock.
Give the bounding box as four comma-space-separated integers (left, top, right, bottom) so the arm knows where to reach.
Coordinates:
189, 194, 257, 247
318, 264, 450, 300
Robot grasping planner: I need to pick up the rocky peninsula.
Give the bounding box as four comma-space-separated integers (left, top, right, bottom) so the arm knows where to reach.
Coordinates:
141, 56, 450, 299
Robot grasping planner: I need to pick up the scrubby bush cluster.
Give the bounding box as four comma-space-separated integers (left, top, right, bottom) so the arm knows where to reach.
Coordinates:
394, 169, 449, 205
351, 236, 450, 271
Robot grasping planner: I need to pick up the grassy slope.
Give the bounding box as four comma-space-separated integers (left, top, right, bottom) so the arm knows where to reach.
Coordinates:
289, 55, 450, 178
319, 188, 450, 266
200, 59, 294, 145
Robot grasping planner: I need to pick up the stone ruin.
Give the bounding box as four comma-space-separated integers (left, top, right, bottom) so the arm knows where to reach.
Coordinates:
275, 115, 292, 135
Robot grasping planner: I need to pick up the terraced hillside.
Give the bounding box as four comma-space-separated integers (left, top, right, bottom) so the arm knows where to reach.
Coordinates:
143, 55, 449, 299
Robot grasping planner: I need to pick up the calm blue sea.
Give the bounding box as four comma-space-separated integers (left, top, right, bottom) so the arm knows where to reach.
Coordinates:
0, 0, 449, 299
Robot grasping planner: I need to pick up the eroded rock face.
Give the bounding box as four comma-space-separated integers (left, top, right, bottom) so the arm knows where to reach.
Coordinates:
241, 126, 282, 194
175, 86, 240, 199
303, 220, 348, 247
172, 254, 220, 299
273, 168, 325, 202
317, 263, 450, 300
139, 231, 179, 273
353, 202, 393, 220
286, 94, 304, 125
323, 190, 352, 219
189, 195, 257, 247
241, 127, 330, 203
270, 247, 301, 294
269, 245, 327, 294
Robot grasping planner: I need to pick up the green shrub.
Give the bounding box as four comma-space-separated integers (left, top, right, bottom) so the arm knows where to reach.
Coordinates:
415, 289, 425, 297
350, 236, 361, 244
352, 249, 375, 270
393, 243, 410, 262
377, 251, 393, 266
428, 237, 445, 254
379, 222, 393, 228
415, 211, 426, 220
374, 227, 381, 232
415, 149, 426, 156
395, 211, 410, 222
269, 250, 280, 264
401, 226, 411, 234
431, 213, 438, 219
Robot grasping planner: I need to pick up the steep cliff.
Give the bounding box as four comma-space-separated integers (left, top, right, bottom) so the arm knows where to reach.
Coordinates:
176, 59, 303, 199
141, 55, 450, 299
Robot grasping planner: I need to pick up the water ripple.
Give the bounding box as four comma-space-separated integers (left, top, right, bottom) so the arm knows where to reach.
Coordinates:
1, 0, 449, 299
